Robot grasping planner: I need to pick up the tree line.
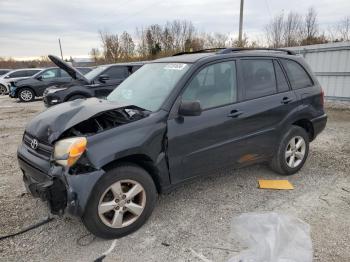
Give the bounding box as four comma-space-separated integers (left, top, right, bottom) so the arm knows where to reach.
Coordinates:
91, 7, 350, 64
1, 6, 349, 68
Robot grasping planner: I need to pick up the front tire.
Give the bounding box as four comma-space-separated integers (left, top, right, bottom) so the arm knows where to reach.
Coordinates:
270, 126, 309, 175
82, 164, 157, 239
18, 88, 35, 102
0, 84, 7, 95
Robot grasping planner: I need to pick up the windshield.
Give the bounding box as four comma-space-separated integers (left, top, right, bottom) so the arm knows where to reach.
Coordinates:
84, 65, 108, 81
107, 63, 191, 111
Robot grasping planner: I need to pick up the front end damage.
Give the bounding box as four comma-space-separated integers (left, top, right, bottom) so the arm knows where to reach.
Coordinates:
18, 99, 152, 216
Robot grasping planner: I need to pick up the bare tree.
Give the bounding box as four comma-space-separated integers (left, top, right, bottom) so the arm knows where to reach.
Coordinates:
99, 31, 121, 62
204, 33, 228, 48
89, 48, 101, 64
337, 16, 350, 41
283, 12, 302, 47
265, 13, 284, 48
301, 7, 319, 45
120, 31, 135, 60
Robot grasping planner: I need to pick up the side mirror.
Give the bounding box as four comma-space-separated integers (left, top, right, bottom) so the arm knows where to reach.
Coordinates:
178, 101, 202, 116
36, 75, 43, 81
98, 74, 110, 83
4, 75, 10, 79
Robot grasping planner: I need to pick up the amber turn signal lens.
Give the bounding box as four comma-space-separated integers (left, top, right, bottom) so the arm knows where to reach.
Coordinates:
54, 137, 87, 167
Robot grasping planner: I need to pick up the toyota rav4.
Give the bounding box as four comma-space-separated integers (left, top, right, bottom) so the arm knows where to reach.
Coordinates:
17, 48, 327, 239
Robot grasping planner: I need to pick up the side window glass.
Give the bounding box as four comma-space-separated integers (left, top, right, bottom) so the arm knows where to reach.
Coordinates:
26, 70, 40, 77
9, 71, 27, 78
274, 61, 290, 93
131, 66, 142, 73
41, 69, 59, 79
104, 67, 127, 79
241, 59, 277, 100
182, 61, 237, 109
281, 59, 313, 89
60, 69, 70, 78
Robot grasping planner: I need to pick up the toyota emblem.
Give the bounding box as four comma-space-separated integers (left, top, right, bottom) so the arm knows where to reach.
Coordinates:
30, 138, 38, 150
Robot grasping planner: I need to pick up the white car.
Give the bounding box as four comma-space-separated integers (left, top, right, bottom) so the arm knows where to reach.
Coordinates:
0, 68, 42, 95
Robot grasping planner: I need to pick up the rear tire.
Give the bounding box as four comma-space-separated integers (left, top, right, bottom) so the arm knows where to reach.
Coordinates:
270, 126, 309, 175
18, 88, 35, 102
82, 164, 157, 239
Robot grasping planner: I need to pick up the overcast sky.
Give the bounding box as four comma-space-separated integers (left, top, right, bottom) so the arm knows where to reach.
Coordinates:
0, 0, 349, 59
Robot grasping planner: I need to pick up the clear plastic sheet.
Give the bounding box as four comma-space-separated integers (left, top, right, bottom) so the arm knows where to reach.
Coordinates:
229, 212, 313, 262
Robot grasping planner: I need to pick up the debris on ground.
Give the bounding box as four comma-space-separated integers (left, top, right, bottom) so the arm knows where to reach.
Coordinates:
258, 180, 294, 190
229, 212, 313, 262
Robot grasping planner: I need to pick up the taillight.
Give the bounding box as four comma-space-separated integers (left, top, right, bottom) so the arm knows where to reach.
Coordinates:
320, 89, 324, 106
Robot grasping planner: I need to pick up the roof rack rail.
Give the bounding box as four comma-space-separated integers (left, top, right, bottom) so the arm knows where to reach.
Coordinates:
172, 48, 226, 56
217, 48, 296, 55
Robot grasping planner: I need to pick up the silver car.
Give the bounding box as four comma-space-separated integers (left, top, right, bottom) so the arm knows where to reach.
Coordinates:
0, 68, 42, 95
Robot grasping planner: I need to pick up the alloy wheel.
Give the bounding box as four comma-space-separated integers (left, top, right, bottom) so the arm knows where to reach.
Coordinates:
285, 136, 306, 168
20, 90, 33, 101
0, 85, 6, 95
98, 179, 146, 228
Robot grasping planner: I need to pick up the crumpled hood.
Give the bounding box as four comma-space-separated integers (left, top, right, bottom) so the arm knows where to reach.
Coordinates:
25, 98, 123, 144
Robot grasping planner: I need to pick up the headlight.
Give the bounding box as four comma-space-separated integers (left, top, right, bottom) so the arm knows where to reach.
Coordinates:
53, 137, 87, 167
47, 87, 67, 94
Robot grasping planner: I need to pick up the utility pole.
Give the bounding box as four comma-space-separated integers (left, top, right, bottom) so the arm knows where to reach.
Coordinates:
238, 0, 244, 47
58, 38, 63, 60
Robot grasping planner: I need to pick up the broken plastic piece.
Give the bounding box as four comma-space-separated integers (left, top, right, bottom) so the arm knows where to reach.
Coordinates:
229, 212, 313, 262
258, 179, 294, 190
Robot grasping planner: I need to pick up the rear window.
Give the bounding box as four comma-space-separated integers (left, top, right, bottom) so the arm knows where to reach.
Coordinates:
281, 59, 313, 89
241, 59, 277, 100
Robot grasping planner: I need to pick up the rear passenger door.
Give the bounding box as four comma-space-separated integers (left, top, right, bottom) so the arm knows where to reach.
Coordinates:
279, 59, 322, 112
233, 58, 298, 158
95, 66, 128, 97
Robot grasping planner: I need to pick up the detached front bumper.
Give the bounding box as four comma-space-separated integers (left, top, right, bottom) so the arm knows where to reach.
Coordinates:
18, 143, 104, 216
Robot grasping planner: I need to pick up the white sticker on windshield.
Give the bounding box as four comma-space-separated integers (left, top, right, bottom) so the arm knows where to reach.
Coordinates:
164, 63, 187, 70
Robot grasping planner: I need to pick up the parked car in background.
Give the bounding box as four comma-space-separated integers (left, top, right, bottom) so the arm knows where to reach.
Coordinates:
0, 68, 42, 95
9, 66, 92, 102
0, 69, 11, 76
18, 48, 327, 238
43, 55, 145, 107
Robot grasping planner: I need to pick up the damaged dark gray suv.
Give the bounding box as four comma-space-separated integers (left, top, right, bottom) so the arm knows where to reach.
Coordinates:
18, 48, 327, 239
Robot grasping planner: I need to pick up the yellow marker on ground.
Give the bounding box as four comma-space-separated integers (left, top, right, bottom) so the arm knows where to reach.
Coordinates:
258, 180, 294, 190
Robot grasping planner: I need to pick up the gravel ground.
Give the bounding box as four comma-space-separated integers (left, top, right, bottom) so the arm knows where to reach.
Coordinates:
0, 96, 349, 262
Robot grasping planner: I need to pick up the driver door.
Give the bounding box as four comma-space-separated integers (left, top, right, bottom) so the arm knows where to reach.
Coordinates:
166, 60, 242, 184
37, 68, 60, 95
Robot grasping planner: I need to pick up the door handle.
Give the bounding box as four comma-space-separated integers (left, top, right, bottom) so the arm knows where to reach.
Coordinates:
227, 109, 243, 118
281, 97, 293, 104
